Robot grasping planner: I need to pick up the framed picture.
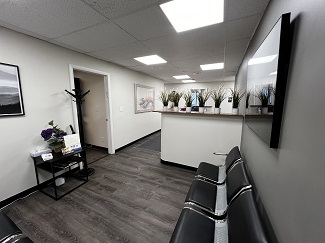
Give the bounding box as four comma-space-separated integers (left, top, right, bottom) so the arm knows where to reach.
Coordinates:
0, 62, 24, 117
134, 84, 155, 113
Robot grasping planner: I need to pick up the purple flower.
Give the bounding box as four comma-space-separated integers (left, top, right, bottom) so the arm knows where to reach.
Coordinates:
41, 128, 53, 140
55, 132, 67, 138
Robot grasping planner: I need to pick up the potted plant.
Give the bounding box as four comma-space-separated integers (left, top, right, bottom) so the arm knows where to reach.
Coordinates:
255, 85, 272, 114
169, 90, 183, 112
211, 86, 227, 114
183, 90, 194, 113
230, 86, 245, 115
158, 88, 169, 111
197, 89, 211, 113
41, 120, 67, 152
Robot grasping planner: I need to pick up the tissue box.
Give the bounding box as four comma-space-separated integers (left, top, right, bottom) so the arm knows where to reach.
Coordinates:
30, 146, 52, 157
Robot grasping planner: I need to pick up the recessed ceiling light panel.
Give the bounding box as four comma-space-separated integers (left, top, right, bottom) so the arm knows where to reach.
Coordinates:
134, 55, 167, 65
160, 0, 224, 32
173, 75, 191, 79
269, 71, 277, 75
248, 55, 277, 66
182, 80, 196, 83
200, 62, 224, 70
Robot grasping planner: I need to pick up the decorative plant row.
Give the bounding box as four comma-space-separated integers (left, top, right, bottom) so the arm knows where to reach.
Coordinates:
158, 86, 246, 114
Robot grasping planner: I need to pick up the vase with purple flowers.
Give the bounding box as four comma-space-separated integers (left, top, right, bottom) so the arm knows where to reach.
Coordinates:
41, 120, 67, 152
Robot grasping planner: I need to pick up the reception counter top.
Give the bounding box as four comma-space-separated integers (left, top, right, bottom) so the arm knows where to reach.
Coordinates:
159, 111, 243, 168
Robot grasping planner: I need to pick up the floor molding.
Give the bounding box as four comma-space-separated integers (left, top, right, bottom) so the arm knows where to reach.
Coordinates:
160, 159, 197, 171
115, 129, 161, 152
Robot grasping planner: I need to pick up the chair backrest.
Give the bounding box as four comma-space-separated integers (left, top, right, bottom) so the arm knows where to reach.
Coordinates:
226, 162, 251, 204
227, 190, 269, 243
0, 211, 22, 242
225, 146, 242, 172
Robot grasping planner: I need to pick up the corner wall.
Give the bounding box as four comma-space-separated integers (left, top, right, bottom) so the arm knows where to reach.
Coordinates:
236, 0, 325, 242
0, 26, 163, 202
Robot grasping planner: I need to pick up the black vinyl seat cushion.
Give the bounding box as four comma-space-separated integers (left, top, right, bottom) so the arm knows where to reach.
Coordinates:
196, 146, 242, 183
0, 211, 22, 242
185, 179, 218, 212
228, 190, 269, 243
170, 208, 215, 243
196, 162, 220, 182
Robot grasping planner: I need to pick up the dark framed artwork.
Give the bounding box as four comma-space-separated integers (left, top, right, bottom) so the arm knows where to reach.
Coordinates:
134, 84, 155, 113
0, 62, 25, 117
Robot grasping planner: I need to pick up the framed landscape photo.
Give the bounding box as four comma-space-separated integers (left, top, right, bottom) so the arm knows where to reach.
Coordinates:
0, 62, 24, 117
134, 84, 155, 113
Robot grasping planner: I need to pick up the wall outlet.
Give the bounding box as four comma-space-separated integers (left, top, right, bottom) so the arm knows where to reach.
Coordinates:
120, 106, 123, 112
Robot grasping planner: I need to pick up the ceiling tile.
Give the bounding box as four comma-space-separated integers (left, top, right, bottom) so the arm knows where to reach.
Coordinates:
227, 14, 262, 41
226, 38, 250, 54
55, 21, 137, 52
89, 42, 152, 61
0, 0, 107, 38
82, 0, 161, 19
225, 52, 246, 63
114, 6, 175, 41
171, 55, 224, 70
113, 59, 144, 67
227, 0, 269, 21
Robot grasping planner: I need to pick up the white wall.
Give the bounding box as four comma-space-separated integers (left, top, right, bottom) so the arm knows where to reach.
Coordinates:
0, 26, 163, 202
164, 82, 234, 113
236, 0, 325, 242
73, 71, 108, 148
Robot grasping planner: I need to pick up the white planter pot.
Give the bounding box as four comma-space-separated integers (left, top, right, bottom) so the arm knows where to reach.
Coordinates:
262, 107, 268, 114
186, 107, 191, 113
173, 106, 179, 112
163, 106, 168, 111
199, 107, 205, 113
214, 107, 221, 114
232, 108, 239, 115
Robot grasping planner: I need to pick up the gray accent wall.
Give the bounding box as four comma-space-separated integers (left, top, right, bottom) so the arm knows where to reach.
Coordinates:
236, 0, 325, 242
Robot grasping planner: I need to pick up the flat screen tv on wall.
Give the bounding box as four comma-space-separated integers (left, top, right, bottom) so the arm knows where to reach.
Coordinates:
245, 13, 292, 148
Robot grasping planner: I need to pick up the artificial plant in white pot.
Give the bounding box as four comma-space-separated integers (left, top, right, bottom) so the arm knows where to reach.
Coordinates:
255, 85, 272, 114
169, 90, 183, 112
197, 89, 211, 113
158, 88, 169, 111
230, 86, 245, 115
211, 86, 227, 114
183, 90, 194, 113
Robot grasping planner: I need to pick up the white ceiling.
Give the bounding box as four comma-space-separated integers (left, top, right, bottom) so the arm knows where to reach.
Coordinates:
0, 0, 269, 83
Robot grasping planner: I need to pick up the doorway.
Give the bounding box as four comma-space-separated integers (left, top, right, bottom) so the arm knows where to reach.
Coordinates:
68, 64, 115, 154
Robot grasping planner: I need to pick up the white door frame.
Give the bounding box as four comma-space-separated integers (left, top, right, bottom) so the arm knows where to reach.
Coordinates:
68, 64, 115, 154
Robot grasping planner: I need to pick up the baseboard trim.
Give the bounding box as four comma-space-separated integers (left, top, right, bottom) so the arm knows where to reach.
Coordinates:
86, 144, 108, 151
115, 129, 161, 152
0, 168, 79, 209
160, 159, 197, 171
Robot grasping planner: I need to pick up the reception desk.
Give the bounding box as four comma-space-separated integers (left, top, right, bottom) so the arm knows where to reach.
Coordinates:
157, 111, 243, 168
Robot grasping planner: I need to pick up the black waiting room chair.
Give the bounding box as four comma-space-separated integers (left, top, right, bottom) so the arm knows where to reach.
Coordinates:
185, 161, 251, 217
170, 189, 269, 243
196, 146, 242, 185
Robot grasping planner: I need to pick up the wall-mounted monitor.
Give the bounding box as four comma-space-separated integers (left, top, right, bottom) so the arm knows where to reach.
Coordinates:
245, 13, 292, 148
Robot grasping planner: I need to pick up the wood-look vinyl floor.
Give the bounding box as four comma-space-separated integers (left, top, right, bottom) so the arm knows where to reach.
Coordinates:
3, 133, 195, 243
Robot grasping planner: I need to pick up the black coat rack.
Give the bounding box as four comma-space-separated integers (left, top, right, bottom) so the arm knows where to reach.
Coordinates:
65, 88, 95, 177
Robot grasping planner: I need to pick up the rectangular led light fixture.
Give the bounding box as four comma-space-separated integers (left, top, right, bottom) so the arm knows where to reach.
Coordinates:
160, 0, 224, 32
182, 80, 196, 83
200, 62, 224, 71
269, 71, 277, 75
248, 55, 277, 66
134, 55, 167, 65
173, 75, 191, 79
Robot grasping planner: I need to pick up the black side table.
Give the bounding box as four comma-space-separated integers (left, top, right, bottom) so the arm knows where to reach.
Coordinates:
32, 147, 90, 200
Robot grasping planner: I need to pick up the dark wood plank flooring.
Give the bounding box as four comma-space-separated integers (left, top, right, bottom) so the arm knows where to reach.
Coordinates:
3, 133, 195, 243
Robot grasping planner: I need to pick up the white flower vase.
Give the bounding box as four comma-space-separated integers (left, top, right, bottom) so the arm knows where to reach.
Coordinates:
199, 107, 205, 113
173, 106, 179, 112
232, 108, 239, 115
214, 107, 221, 114
262, 107, 268, 114
186, 107, 191, 113
163, 106, 168, 111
